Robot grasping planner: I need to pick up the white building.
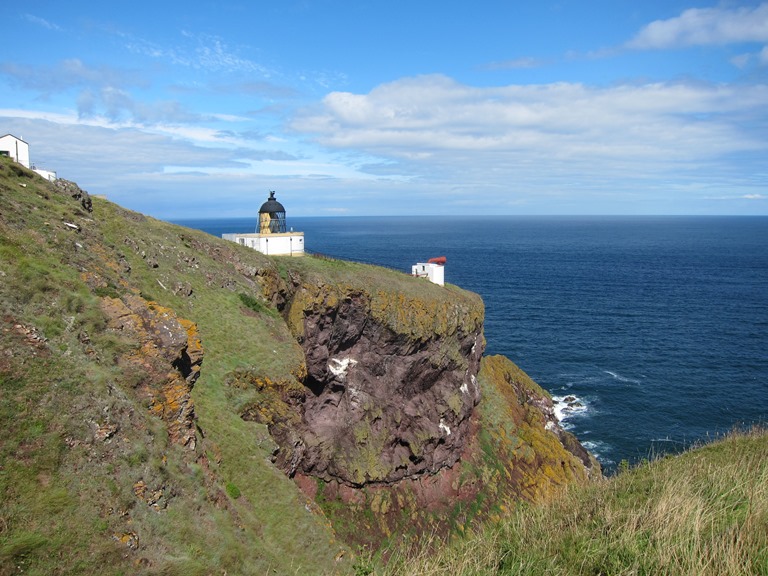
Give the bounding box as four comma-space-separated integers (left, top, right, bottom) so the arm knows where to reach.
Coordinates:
222, 191, 305, 257
222, 231, 304, 256
0, 134, 57, 180
0, 134, 30, 168
32, 167, 57, 181
412, 257, 446, 286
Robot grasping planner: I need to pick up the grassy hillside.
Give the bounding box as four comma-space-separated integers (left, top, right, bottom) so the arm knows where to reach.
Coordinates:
376, 427, 768, 575
0, 157, 348, 575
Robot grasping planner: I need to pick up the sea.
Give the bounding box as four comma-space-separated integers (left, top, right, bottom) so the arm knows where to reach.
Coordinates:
174, 215, 768, 474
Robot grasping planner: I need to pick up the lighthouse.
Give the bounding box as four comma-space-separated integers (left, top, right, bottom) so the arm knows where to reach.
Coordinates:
222, 191, 304, 256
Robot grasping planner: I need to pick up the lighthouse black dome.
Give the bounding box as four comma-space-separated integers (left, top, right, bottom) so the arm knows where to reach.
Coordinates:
256, 191, 287, 234
259, 191, 285, 214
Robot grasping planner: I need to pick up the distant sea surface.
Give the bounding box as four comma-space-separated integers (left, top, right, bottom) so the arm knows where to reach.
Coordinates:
174, 215, 768, 473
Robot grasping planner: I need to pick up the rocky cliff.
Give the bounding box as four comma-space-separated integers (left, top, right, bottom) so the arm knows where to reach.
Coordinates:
218, 244, 599, 545
0, 156, 598, 574
268, 277, 484, 486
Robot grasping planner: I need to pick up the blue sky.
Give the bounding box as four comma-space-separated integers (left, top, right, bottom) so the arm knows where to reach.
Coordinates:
1, 1, 767, 217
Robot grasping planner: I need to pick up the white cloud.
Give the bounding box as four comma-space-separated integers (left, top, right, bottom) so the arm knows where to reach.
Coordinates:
728, 45, 768, 69
730, 52, 753, 68
23, 14, 61, 31
0, 59, 144, 94
3, 69, 767, 217
706, 193, 767, 201
627, 3, 768, 49
294, 75, 767, 163
289, 75, 768, 209
484, 57, 546, 70
0, 107, 253, 148
124, 31, 272, 76
0, 58, 214, 125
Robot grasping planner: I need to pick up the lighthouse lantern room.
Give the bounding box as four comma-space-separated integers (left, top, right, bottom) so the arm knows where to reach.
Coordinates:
258, 191, 287, 234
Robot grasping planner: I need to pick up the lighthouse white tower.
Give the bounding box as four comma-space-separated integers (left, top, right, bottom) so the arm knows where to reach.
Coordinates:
222, 191, 305, 256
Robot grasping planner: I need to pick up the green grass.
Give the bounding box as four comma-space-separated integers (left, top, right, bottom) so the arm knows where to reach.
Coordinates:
375, 427, 768, 576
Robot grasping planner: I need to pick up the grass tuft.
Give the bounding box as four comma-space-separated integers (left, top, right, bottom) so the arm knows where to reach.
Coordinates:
0, 531, 48, 563
237, 292, 276, 316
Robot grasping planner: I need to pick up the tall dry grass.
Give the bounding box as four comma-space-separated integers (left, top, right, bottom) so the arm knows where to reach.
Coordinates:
375, 428, 768, 576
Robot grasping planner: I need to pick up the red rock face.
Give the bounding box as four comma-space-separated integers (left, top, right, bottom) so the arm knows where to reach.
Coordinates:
270, 287, 485, 487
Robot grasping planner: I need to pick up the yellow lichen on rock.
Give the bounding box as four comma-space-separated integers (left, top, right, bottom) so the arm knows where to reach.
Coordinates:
369, 288, 483, 341
477, 355, 598, 504
99, 294, 203, 449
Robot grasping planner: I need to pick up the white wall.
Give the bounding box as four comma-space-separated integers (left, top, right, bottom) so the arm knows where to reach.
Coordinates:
222, 232, 305, 256
33, 168, 57, 181
411, 262, 445, 286
0, 135, 30, 168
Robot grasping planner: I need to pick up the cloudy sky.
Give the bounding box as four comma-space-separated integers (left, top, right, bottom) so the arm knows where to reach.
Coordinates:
2, 1, 767, 217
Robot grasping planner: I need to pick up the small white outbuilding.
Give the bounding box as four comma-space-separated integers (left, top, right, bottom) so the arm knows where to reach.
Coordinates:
412, 256, 446, 286
0, 134, 30, 168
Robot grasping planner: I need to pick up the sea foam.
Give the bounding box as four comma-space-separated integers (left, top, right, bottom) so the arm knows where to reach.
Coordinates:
604, 370, 641, 384
552, 394, 589, 428
581, 440, 615, 467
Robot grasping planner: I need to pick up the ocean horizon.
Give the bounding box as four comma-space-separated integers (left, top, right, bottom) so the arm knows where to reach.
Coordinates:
174, 215, 768, 473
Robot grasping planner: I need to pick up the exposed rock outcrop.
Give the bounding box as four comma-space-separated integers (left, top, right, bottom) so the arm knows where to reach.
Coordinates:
53, 178, 93, 213
100, 294, 203, 449
251, 278, 485, 487
288, 353, 602, 546
477, 355, 601, 495
302, 285, 483, 485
